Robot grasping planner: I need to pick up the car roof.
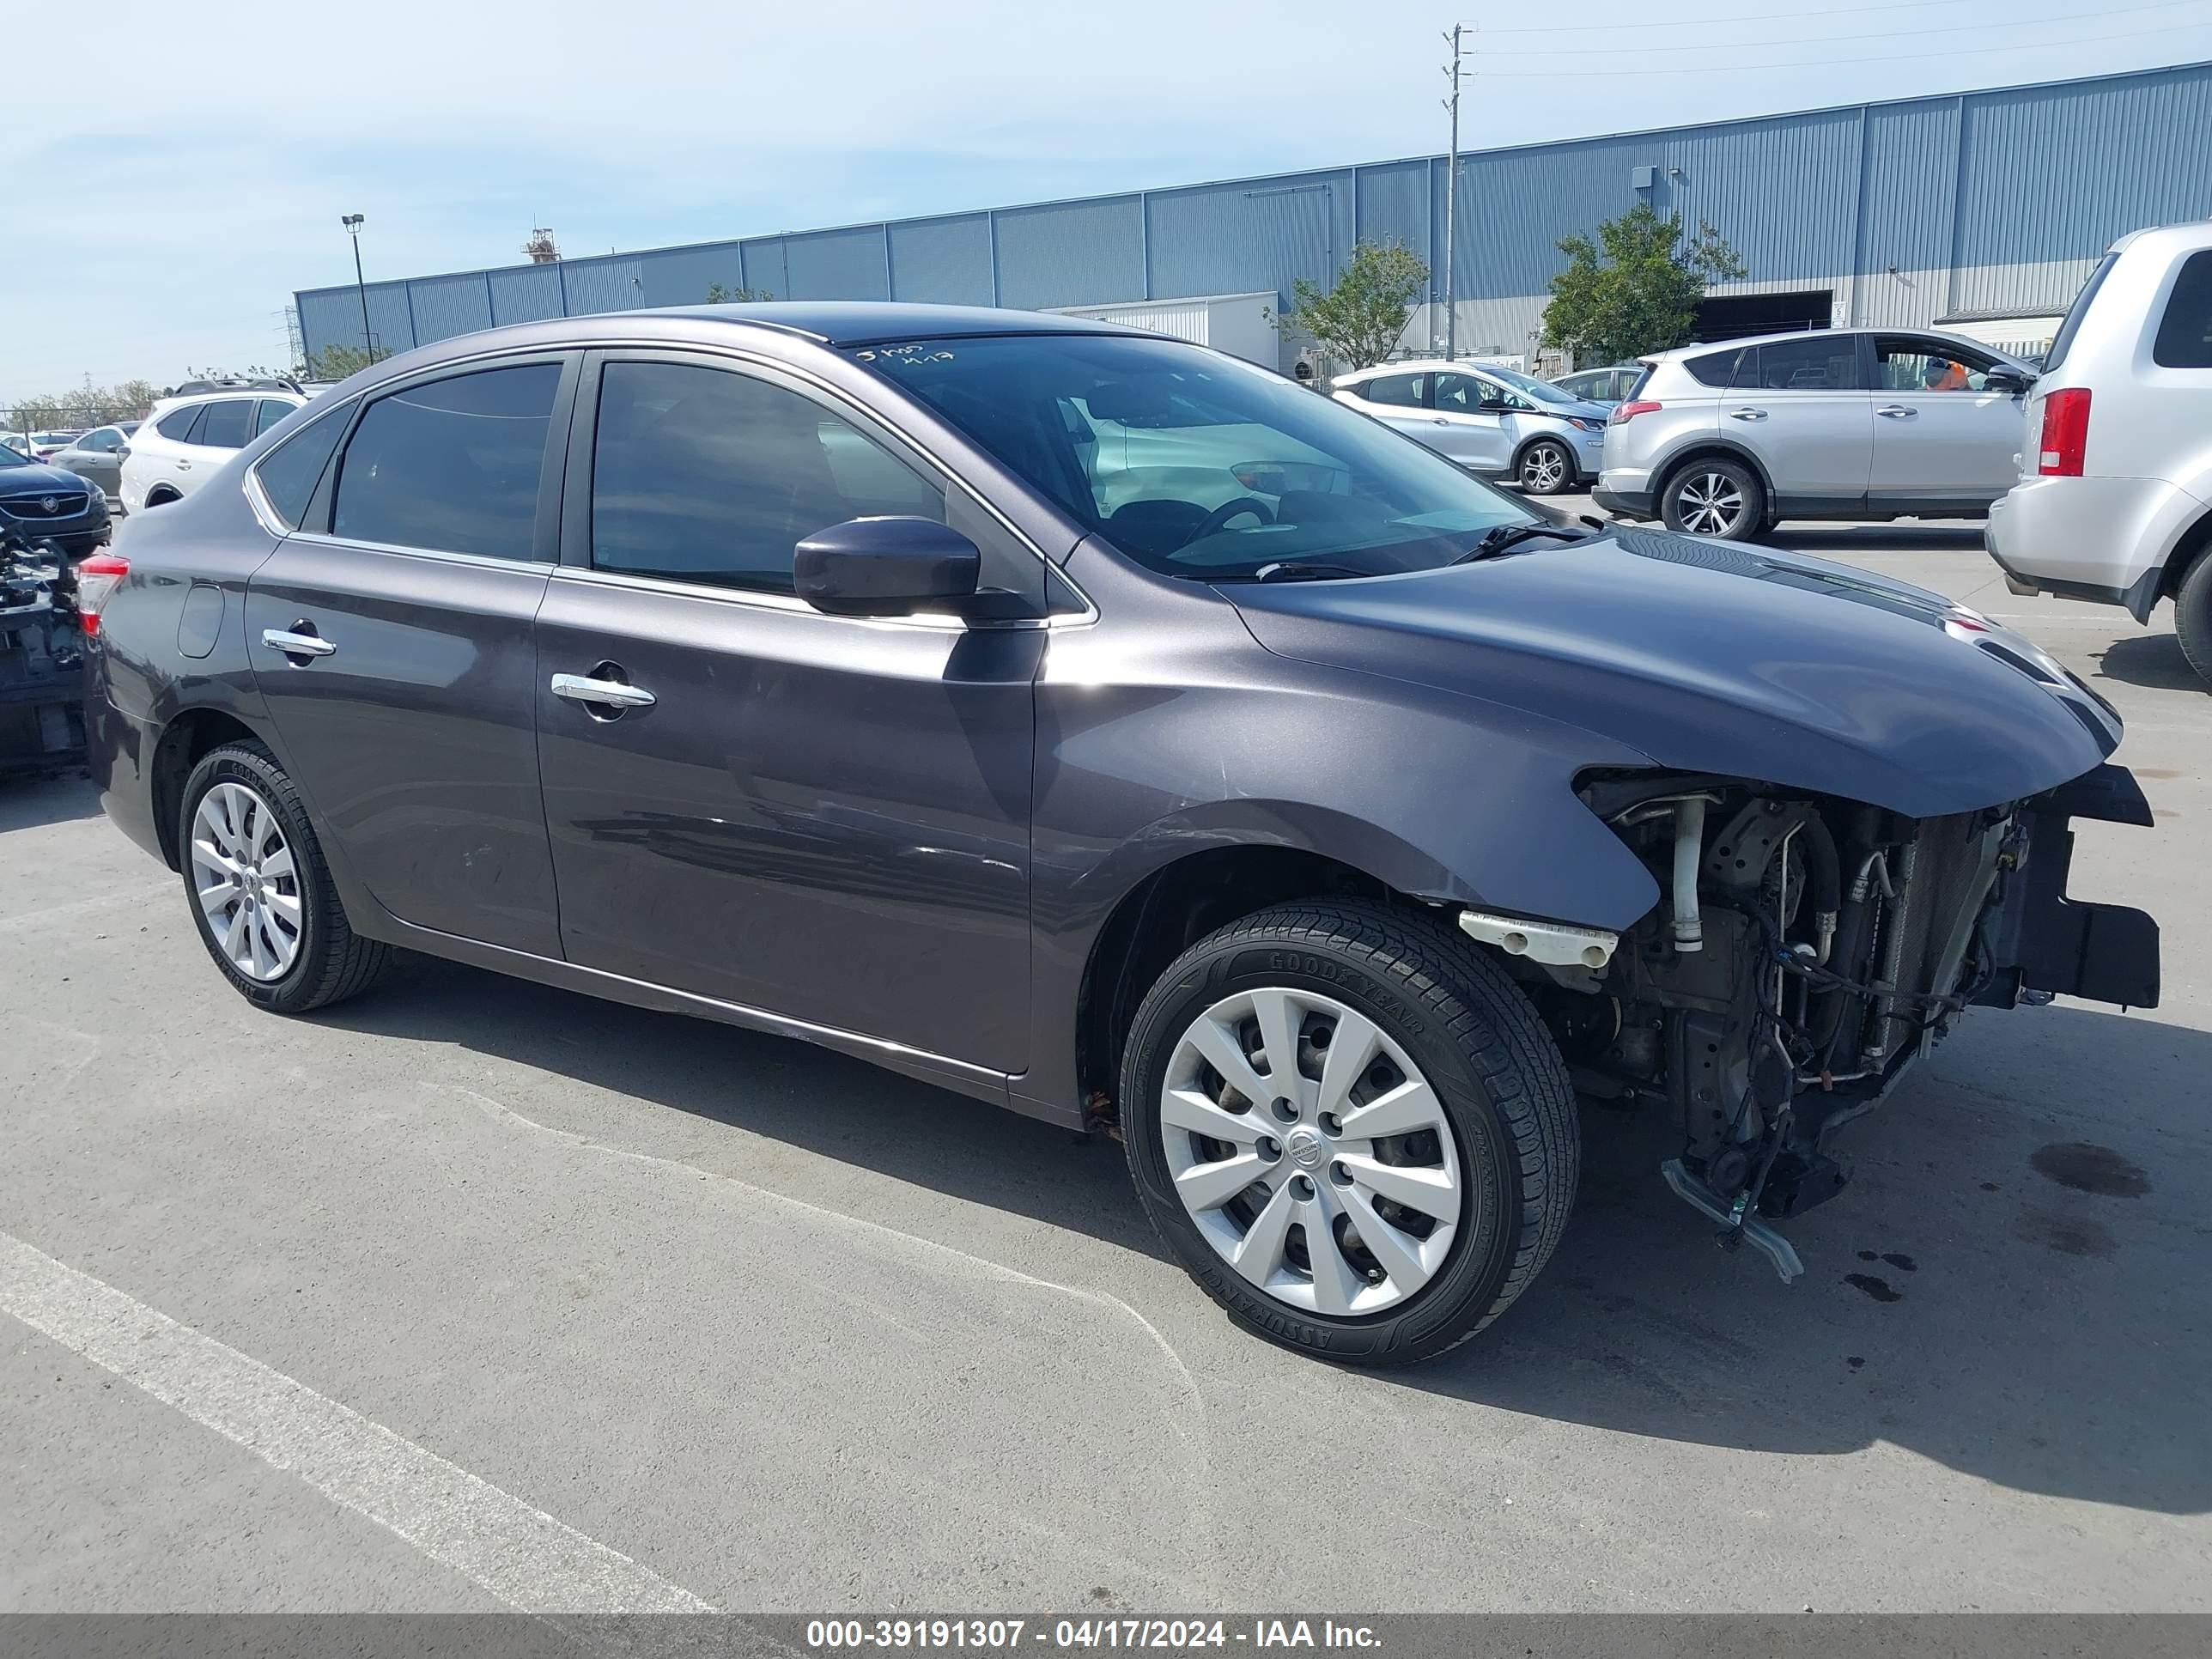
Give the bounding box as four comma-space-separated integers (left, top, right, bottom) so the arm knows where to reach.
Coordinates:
1639, 325, 2032, 367
1337, 357, 1510, 380
149, 386, 306, 416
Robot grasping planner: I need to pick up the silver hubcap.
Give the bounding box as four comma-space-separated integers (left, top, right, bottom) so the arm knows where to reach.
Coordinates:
1158, 988, 1462, 1317
190, 781, 302, 982
1523, 444, 1567, 491
1675, 471, 1744, 535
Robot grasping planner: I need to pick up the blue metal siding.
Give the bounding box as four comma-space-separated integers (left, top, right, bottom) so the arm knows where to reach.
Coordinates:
406, 271, 494, 343
1147, 173, 1343, 306
295, 64, 2212, 362
786, 226, 890, 300
888, 215, 994, 304
1856, 99, 1960, 276
994, 196, 1143, 309
489, 264, 564, 326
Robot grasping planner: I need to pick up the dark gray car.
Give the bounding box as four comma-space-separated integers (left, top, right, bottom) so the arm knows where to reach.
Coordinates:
86, 304, 2159, 1364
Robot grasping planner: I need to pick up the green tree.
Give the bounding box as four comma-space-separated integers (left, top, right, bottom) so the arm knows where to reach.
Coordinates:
706, 283, 775, 304
1540, 204, 1747, 367
5, 380, 161, 430
1274, 240, 1429, 371
305, 343, 394, 381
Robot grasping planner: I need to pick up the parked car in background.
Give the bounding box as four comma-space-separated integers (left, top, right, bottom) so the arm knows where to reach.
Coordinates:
1595, 327, 2037, 539
1985, 221, 2212, 687
0, 437, 112, 557
119, 389, 305, 513
87, 302, 2156, 1364
6, 429, 87, 463
52, 423, 140, 507
1551, 364, 1642, 405
1334, 359, 1609, 493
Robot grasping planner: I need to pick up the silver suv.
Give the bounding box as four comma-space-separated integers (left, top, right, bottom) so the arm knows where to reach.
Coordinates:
1595, 328, 2037, 540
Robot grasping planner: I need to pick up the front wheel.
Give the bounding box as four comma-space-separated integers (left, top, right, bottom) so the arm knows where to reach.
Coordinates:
1516, 439, 1576, 495
1661, 458, 1765, 540
1120, 902, 1579, 1366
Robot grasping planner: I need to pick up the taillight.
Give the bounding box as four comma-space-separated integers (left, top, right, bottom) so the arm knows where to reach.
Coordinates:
1611, 399, 1662, 425
2038, 388, 2092, 477
74, 551, 129, 636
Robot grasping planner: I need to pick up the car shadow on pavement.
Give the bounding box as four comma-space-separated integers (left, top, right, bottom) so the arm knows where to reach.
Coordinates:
324, 959, 2211, 1514
1403, 1002, 2212, 1516
2091, 629, 2204, 693
318, 954, 1164, 1256
0, 770, 100, 833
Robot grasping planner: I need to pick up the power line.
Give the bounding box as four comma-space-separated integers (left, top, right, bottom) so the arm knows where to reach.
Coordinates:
1494, 18, 2210, 73
1474, 0, 2205, 54
1475, 0, 2124, 31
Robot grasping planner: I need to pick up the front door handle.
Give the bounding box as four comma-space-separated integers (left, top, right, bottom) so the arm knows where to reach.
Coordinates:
1878, 404, 1918, 419
1728, 407, 1768, 422
551, 671, 656, 711
260, 627, 335, 659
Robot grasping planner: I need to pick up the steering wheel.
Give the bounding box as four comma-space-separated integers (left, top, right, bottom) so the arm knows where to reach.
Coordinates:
1192, 495, 1275, 542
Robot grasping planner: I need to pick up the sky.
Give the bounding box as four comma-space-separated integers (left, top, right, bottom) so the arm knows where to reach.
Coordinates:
4, 0, 2210, 400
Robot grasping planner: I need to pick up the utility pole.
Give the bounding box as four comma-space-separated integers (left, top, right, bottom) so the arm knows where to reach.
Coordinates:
341, 214, 371, 357
1442, 25, 1474, 362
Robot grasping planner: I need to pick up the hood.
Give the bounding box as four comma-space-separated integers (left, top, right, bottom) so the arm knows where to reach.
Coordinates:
1222, 525, 2117, 818
0, 462, 94, 495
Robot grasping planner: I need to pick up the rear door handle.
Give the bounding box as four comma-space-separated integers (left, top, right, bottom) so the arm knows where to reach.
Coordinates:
551, 672, 656, 710
1728, 407, 1768, 422
1878, 404, 1918, 419
260, 627, 336, 659
174, 459, 192, 471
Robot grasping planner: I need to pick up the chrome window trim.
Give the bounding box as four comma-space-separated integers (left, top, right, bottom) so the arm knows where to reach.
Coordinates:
280, 529, 557, 575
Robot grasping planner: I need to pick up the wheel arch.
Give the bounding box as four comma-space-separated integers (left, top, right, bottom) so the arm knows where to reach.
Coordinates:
2154, 502, 2212, 605
1651, 440, 1776, 510
1510, 431, 1577, 473
149, 708, 265, 869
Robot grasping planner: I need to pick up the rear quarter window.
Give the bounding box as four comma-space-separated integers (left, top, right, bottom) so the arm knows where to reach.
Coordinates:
1683, 349, 1741, 388
155, 406, 199, 441
2152, 251, 2212, 369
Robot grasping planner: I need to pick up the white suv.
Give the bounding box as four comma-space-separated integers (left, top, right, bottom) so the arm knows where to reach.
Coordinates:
119, 386, 307, 514
1985, 221, 2212, 684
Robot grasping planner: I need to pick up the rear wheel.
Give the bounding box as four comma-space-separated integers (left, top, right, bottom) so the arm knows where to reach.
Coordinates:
1120, 902, 1578, 1366
2175, 547, 2212, 688
179, 742, 391, 1014
1516, 439, 1575, 495
1661, 458, 1765, 540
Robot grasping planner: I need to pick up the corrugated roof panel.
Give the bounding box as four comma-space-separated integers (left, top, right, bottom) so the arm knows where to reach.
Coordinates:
406, 272, 494, 345
1147, 173, 1342, 305
1353, 161, 1433, 286
1662, 109, 1860, 281
889, 216, 994, 305
489, 264, 564, 326
739, 238, 789, 299
297, 289, 367, 362
786, 226, 890, 300
995, 196, 1143, 309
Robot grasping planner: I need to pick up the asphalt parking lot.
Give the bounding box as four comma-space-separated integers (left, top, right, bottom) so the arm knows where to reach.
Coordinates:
3, 510, 2207, 1614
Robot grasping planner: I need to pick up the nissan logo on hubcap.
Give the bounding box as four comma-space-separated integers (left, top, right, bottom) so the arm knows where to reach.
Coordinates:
1285, 1127, 1326, 1170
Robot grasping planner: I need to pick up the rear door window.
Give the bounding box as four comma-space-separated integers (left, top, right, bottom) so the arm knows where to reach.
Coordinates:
194, 399, 255, 450
2152, 251, 2212, 369
1358, 373, 1426, 408
1743, 337, 1861, 392
331, 364, 560, 560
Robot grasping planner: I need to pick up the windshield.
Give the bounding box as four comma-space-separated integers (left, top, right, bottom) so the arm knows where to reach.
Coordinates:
1480, 363, 1578, 405
0, 443, 27, 468
855, 334, 1533, 581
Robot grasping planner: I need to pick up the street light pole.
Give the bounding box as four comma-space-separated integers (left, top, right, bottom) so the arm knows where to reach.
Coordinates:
341, 214, 370, 357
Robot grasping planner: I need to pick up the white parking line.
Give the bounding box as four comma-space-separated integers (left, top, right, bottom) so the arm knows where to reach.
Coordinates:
0, 1228, 715, 1614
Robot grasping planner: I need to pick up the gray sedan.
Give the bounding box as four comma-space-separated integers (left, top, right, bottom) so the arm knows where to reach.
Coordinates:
51, 422, 139, 507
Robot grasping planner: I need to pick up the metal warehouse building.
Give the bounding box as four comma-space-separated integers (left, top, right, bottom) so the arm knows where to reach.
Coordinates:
295, 61, 2212, 374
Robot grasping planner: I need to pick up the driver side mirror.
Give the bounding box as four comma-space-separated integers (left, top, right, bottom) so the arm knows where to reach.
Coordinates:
794, 516, 981, 617
1478, 395, 1511, 412
1985, 368, 2034, 396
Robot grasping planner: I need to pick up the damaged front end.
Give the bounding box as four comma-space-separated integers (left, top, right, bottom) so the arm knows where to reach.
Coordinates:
1480, 764, 2160, 1281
